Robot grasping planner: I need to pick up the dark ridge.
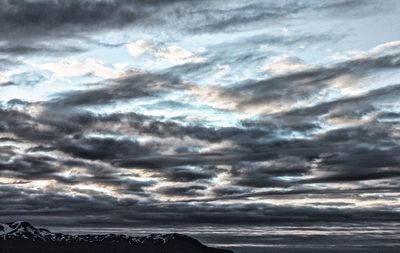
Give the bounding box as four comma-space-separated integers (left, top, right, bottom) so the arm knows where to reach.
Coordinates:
0, 221, 234, 253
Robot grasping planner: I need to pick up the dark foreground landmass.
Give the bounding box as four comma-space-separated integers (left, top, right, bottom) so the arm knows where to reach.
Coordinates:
0, 221, 233, 253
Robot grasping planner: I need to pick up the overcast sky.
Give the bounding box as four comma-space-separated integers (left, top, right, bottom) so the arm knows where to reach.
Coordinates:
0, 0, 399, 228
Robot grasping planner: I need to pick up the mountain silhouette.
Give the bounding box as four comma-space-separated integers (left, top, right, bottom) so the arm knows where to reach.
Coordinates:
0, 221, 233, 253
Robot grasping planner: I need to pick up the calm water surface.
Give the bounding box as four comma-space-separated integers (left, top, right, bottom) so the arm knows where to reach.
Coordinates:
51, 222, 400, 253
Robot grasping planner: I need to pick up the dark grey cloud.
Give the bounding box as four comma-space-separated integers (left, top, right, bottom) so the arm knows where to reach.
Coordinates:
162, 166, 215, 182
0, 0, 203, 43
59, 136, 150, 161
2, 46, 400, 231
184, 2, 306, 34
0, 0, 196, 56
0, 0, 140, 40
0, 154, 58, 180
2, 75, 399, 191
229, 157, 309, 188
148, 0, 391, 37
317, 0, 372, 10
0, 105, 155, 193
377, 111, 400, 120
282, 83, 400, 119
236, 82, 400, 144
215, 52, 400, 112
158, 185, 207, 196
187, 186, 400, 203
1, 86, 398, 194
315, 0, 390, 18
1, 184, 398, 227
0, 147, 153, 195
0, 58, 21, 71
50, 72, 182, 107
0, 42, 85, 56
212, 186, 250, 196
0, 81, 15, 87
0, 1, 134, 57
0, 0, 377, 52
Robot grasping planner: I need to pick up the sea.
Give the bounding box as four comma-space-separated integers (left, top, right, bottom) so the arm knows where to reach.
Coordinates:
50, 222, 400, 253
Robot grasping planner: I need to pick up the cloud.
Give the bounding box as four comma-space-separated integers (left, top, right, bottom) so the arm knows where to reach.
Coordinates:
281, 83, 400, 121
49, 72, 182, 107
40, 58, 125, 79
158, 185, 207, 197
184, 2, 307, 34
1, 1, 400, 230
0, 73, 9, 85
155, 46, 204, 64
0, 59, 21, 73
0, 184, 398, 226
0, 0, 387, 46
161, 166, 215, 182
0, 0, 140, 40
1, 80, 399, 197
127, 41, 205, 65
126, 40, 153, 56
262, 56, 311, 75
370, 40, 400, 55
1, 82, 399, 227
58, 136, 150, 161
0, 0, 198, 57
191, 49, 400, 114
331, 40, 400, 61
0, 42, 85, 56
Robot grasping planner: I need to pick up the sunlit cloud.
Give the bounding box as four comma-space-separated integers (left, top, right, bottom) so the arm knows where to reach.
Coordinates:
40, 58, 126, 79
127, 40, 205, 65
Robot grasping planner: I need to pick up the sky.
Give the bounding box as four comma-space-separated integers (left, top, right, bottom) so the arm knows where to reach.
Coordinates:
0, 0, 400, 234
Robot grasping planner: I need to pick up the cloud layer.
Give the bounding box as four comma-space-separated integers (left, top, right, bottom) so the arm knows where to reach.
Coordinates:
0, 0, 399, 228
